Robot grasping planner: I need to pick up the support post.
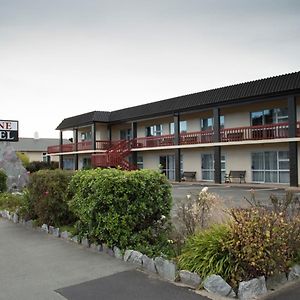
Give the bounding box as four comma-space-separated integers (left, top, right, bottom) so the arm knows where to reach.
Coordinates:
131, 122, 138, 166
213, 108, 221, 183
59, 131, 63, 169
288, 96, 298, 186
91, 122, 96, 151
174, 113, 181, 182
74, 129, 78, 170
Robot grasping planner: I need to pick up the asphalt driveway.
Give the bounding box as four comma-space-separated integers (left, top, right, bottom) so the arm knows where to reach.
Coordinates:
0, 218, 209, 300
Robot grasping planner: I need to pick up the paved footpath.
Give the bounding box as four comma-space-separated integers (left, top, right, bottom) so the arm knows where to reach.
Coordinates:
0, 218, 208, 300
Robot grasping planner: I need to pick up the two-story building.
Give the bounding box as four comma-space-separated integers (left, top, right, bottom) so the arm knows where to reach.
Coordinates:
48, 71, 300, 186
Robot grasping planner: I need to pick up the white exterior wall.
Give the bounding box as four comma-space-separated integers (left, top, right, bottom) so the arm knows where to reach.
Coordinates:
139, 143, 291, 183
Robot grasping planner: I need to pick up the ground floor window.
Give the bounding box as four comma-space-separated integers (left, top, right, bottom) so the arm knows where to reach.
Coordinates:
82, 157, 91, 169
137, 156, 143, 169
251, 151, 289, 183
63, 157, 74, 170
159, 155, 183, 180
201, 154, 226, 181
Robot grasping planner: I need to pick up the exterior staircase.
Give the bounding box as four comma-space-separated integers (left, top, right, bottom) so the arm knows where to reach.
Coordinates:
91, 140, 136, 170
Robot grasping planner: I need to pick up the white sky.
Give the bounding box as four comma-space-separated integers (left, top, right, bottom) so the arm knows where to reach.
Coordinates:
0, 0, 300, 138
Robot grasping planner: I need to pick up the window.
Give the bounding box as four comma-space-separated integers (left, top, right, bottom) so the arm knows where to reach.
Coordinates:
201, 118, 213, 131
250, 108, 288, 126
169, 121, 187, 134
146, 124, 162, 137
81, 131, 92, 141
43, 152, 47, 162
137, 156, 143, 169
82, 157, 91, 169
159, 155, 183, 180
200, 116, 224, 131
201, 154, 226, 181
120, 129, 132, 140
251, 151, 289, 183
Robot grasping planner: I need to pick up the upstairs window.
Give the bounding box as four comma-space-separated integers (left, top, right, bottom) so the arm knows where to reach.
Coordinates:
201, 116, 224, 131
146, 124, 162, 137
250, 108, 288, 126
169, 121, 187, 134
81, 131, 92, 141
120, 129, 132, 140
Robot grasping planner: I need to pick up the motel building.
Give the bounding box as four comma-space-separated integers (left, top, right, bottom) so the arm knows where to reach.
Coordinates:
48, 71, 300, 187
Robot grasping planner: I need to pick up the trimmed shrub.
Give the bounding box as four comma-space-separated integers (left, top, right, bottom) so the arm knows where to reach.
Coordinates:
0, 169, 7, 193
177, 224, 234, 282
27, 169, 75, 226
68, 168, 172, 256
26, 161, 59, 173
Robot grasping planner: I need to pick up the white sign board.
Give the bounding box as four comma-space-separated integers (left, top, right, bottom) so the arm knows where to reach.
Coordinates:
0, 120, 19, 142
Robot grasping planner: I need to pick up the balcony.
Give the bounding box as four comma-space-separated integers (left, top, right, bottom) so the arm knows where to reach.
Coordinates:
220, 122, 290, 142
47, 140, 118, 154
48, 122, 300, 154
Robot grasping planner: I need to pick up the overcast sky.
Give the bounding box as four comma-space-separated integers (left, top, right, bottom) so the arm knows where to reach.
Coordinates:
0, 0, 299, 138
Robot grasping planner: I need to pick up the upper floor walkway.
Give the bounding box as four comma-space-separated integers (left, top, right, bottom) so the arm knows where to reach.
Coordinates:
48, 121, 300, 154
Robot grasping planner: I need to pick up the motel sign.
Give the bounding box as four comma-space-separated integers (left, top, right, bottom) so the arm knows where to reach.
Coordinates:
0, 120, 19, 142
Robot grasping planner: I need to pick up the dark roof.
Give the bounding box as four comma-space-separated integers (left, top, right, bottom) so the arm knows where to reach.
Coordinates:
56, 111, 110, 130
12, 138, 69, 152
57, 71, 300, 129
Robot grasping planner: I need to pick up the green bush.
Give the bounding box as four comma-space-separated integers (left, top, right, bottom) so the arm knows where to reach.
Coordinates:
0, 169, 7, 193
177, 224, 234, 282
27, 169, 75, 226
26, 161, 59, 173
0, 192, 24, 212
68, 168, 172, 257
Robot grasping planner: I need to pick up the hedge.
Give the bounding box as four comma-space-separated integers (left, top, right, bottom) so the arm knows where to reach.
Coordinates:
68, 168, 172, 256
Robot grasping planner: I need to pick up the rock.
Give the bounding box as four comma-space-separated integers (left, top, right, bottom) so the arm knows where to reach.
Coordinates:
154, 257, 177, 281
106, 247, 115, 257
238, 276, 267, 300
81, 237, 90, 247
266, 273, 287, 290
52, 228, 60, 237
48, 226, 55, 235
60, 231, 69, 239
124, 250, 134, 262
288, 265, 300, 281
13, 213, 19, 224
113, 246, 123, 260
70, 235, 78, 243
0, 142, 29, 191
142, 255, 157, 274
179, 270, 201, 288
203, 274, 235, 298
97, 244, 103, 252
41, 224, 48, 233
128, 250, 143, 266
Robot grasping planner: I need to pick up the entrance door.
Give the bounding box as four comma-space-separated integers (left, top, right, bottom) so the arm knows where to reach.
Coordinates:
160, 155, 175, 180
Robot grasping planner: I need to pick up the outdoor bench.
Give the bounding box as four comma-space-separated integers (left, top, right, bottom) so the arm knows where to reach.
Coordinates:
181, 171, 197, 181
225, 170, 246, 183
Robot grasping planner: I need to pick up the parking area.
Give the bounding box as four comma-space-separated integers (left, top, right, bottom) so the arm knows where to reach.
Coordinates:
172, 183, 289, 209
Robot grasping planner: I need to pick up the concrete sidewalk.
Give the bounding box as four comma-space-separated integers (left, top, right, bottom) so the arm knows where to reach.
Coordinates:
0, 218, 208, 300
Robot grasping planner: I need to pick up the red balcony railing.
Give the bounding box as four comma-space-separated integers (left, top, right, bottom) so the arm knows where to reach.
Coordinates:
47, 140, 115, 154
220, 122, 289, 142
132, 134, 175, 148
48, 122, 300, 154
180, 130, 214, 144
